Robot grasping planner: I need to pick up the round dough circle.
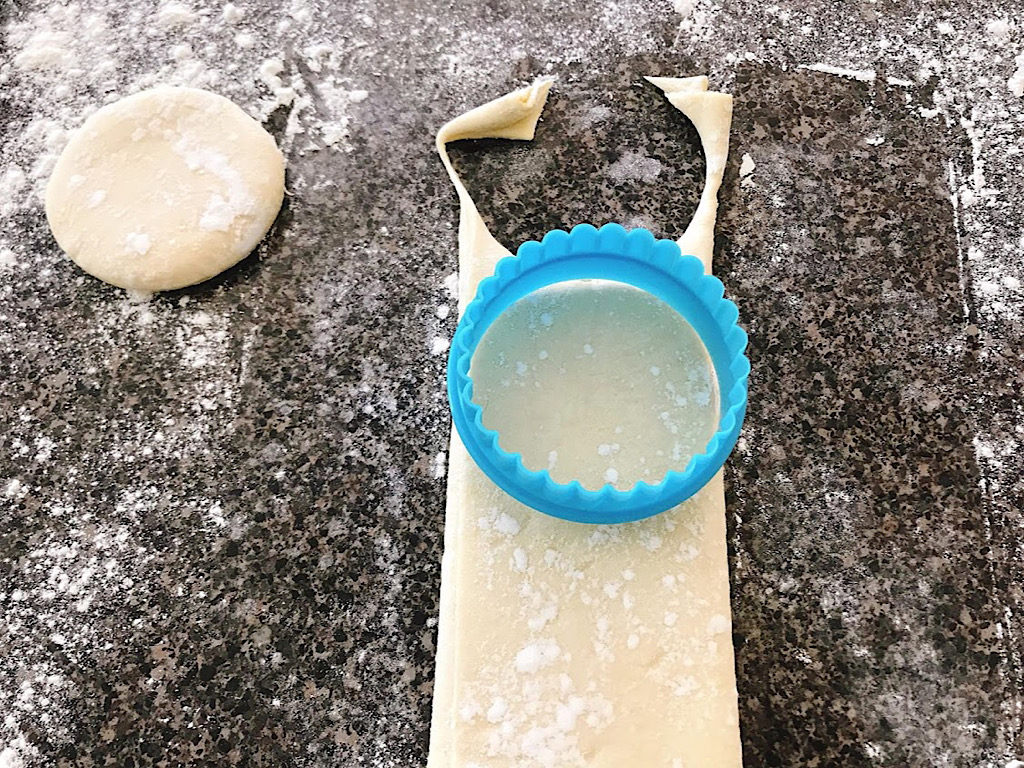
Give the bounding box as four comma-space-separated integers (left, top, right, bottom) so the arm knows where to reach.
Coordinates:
46, 86, 285, 292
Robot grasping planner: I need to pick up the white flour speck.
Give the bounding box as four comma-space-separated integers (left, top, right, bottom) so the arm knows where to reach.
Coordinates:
124, 232, 151, 255
608, 149, 663, 183
799, 63, 877, 82
156, 2, 197, 28
431, 451, 447, 479
739, 153, 756, 187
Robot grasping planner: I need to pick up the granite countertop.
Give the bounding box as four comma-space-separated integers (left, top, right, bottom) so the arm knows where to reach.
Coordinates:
1, 1, 1023, 766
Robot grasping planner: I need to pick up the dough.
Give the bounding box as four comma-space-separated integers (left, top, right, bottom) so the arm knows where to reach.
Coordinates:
429, 78, 741, 767
471, 280, 719, 490
435, 80, 556, 313
45, 86, 285, 292
645, 76, 732, 269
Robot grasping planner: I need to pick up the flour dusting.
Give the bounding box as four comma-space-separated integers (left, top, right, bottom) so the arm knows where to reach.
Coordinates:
1, 0, 1023, 764
607, 149, 663, 183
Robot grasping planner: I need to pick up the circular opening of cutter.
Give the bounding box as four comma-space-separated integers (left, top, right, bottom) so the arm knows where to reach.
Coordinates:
470, 279, 720, 493
447, 223, 749, 524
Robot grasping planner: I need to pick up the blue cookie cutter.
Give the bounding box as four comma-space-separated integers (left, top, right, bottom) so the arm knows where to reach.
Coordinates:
447, 223, 750, 524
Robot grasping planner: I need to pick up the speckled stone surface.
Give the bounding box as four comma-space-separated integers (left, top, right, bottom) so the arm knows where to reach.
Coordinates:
2, 1, 1023, 767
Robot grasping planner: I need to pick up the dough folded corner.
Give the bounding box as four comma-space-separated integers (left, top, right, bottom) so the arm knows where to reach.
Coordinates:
436, 77, 554, 148
644, 74, 710, 94
434, 77, 555, 309
647, 75, 734, 270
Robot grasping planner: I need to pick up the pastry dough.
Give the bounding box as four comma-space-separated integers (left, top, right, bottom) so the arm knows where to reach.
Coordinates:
470, 279, 720, 491
46, 86, 285, 292
430, 77, 740, 768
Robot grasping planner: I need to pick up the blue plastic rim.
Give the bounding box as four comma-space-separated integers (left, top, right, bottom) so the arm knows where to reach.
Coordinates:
447, 223, 750, 524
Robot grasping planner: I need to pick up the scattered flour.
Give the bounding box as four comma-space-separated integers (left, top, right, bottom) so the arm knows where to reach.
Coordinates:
221, 2, 244, 24
1010, 53, 1024, 98
442, 272, 459, 298
1, 0, 1022, 765
738, 152, 756, 187
607, 149, 663, 183
514, 639, 561, 674
985, 19, 1012, 47
799, 63, 877, 82
157, 2, 198, 28
673, 0, 697, 16
431, 451, 447, 479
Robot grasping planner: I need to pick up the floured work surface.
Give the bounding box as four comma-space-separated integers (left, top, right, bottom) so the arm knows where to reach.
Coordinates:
2, 2, 1023, 766
429, 78, 742, 767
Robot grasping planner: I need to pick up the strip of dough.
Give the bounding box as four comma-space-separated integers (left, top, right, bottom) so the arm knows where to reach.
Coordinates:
429, 78, 740, 768
435, 79, 554, 313
645, 76, 732, 268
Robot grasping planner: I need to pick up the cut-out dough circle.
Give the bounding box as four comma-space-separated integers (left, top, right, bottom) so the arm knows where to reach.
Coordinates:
46, 86, 285, 292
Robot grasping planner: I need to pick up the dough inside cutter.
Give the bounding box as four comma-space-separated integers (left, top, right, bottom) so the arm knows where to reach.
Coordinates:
470, 278, 719, 491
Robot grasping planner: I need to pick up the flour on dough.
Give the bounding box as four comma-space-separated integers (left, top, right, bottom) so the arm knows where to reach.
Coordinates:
46, 86, 285, 292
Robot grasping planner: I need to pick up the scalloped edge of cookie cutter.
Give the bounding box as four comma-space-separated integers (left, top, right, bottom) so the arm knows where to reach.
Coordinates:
447, 222, 750, 524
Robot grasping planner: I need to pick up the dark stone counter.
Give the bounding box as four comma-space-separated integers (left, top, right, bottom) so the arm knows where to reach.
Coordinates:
1, 0, 1021, 765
